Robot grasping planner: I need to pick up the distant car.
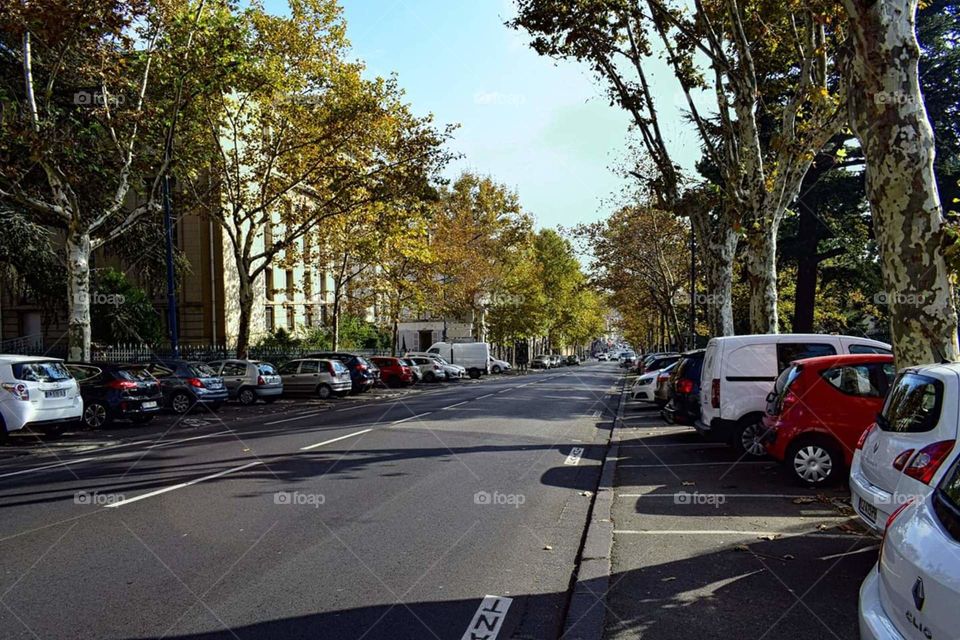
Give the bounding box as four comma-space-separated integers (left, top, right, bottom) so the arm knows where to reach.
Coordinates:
305, 352, 377, 393
277, 359, 352, 399
652, 361, 679, 408
662, 350, 705, 426
850, 362, 960, 534
621, 352, 637, 368
550, 354, 562, 368
406, 356, 444, 382
371, 356, 414, 386
859, 448, 960, 640
66, 362, 162, 428
597, 353, 609, 361
531, 355, 551, 370
404, 352, 465, 379
762, 354, 895, 486
400, 358, 423, 382
489, 356, 511, 374
565, 355, 580, 366
207, 359, 283, 406
144, 359, 228, 414
638, 353, 678, 374
0, 356, 83, 438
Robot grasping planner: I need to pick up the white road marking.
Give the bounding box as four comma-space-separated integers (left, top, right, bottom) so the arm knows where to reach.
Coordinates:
335, 405, 369, 412
442, 401, 469, 410
819, 545, 880, 560
613, 529, 868, 539
565, 447, 585, 465
618, 443, 726, 448
265, 411, 323, 425
300, 429, 374, 451
461, 595, 513, 640
104, 461, 263, 508
147, 431, 235, 449
619, 461, 770, 468
620, 492, 819, 499
476, 393, 493, 399
496, 388, 510, 394
392, 412, 432, 425
0, 457, 100, 479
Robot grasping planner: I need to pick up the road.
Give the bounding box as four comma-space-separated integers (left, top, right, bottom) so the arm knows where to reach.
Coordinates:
0, 364, 622, 640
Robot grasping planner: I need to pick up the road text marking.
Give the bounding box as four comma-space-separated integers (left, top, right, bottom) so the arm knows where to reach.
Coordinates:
565, 447, 585, 465
461, 595, 513, 640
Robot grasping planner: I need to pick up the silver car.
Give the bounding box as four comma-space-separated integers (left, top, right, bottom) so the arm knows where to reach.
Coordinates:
400, 358, 423, 382
277, 358, 352, 399
208, 359, 283, 406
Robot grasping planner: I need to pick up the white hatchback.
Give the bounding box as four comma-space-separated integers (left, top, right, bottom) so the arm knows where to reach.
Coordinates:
859, 449, 960, 640
0, 356, 82, 437
850, 363, 959, 534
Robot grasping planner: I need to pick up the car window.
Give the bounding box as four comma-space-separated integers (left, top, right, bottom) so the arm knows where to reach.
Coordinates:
427, 348, 440, 354
776, 343, 837, 372
66, 364, 101, 382
934, 457, 960, 542
257, 363, 278, 375
332, 361, 348, 373
878, 372, 943, 433
223, 362, 247, 377
207, 361, 223, 372
188, 363, 217, 377
849, 344, 893, 355
13, 361, 73, 382
147, 364, 174, 378
821, 364, 884, 397
301, 360, 320, 374
117, 367, 154, 382
278, 361, 300, 375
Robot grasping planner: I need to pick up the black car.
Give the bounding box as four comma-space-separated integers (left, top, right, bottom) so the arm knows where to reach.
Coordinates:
65, 362, 164, 428
565, 355, 580, 366
662, 350, 705, 426
305, 352, 378, 393
144, 359, 228, 414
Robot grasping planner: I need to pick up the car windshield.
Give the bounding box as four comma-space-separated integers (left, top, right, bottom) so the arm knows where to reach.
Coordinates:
188, 363, 217, 377
13, 361, 72, 382
117, 367, 154, 382
878, 372, 943, 433
258, 363, 278, 375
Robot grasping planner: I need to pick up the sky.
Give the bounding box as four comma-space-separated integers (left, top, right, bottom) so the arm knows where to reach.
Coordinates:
265, 0, 701, 230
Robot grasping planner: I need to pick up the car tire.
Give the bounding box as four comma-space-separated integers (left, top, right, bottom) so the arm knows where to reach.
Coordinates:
491, 365, 502, 374
0, 416, 8, 444
82, 401, 110, 429
468, 369, 481, 380
238, 387, 257, 406
787, 438, 842, 486
316, 384, 333, 400
171, 391, 194, 415
424, 372, 437, 383
730, 416, 769, 457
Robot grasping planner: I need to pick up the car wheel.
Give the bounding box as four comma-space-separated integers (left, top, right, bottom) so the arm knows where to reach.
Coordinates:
731, 418, 768, 457
424, 372, 437, 383
492, 365, 502, 374
788, 439, 841, 486
238, 388, 257, 406
468, 369, 481, 379
171, 391, 193, 415
316, 384, 333, 400
82, 402, 110, 429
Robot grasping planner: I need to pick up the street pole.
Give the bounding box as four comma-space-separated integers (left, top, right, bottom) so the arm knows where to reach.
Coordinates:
163, 174, 180, 358
689, 225, 696, 349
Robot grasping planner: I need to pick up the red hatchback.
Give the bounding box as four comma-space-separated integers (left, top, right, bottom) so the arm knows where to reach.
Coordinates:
762, 353, 895, 486
370, 357, 414, 386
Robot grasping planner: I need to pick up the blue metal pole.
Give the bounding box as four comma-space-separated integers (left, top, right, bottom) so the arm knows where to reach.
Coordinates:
163, 175, 179, 358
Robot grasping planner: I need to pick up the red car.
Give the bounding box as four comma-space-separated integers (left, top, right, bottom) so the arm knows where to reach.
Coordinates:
370, 357, 414, 386
762, 353, 895, 486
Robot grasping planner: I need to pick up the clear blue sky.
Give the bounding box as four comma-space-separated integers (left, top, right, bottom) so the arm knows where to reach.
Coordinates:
264, 0, 699, 230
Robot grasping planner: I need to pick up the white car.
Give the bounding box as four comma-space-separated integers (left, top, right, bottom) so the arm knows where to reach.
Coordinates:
597, 353, 608, 361
0, 356, 83, 438
406, 356, 445, 383
404, 352, 464, 380
859, 448, 960, 640
488, 356, 511, 374
851, 363, 959, 534
632, 369, 660, 401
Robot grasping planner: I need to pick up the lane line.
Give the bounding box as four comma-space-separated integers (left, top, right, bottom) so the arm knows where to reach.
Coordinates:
104, 461, 263, 508
300, 429, 374, 451
442, 401, 469, 410
620, 492, 824, 499
265, 411, 324, 425
476, 393, 493, 400
392, 412, 432, 425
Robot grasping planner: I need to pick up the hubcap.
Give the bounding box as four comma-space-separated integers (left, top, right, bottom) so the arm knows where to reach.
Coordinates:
319, 386, 330, 399
794, 446, 833, 483
173, 395, 190, 413
240, 390, 254, 405
740, 424, 767, 457
84, 404, 106, 427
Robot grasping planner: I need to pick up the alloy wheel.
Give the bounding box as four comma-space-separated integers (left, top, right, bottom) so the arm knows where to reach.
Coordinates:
739, 423, 767, 457
83, 403, 107, 429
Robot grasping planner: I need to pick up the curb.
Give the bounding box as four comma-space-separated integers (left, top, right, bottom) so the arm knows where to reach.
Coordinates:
561, 375, 628, 640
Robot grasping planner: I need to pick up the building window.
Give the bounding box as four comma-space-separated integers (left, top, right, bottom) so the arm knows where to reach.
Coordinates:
265, 269, 274, 301
304, 270, 313, 298
286, 306, 295, 331
265, 306, 274, 332
285, 269, 295, 299
305, 306, 314, 327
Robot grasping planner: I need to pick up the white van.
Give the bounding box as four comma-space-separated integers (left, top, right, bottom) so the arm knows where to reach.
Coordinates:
697, 334, 891, 455
426, 342, 490, 379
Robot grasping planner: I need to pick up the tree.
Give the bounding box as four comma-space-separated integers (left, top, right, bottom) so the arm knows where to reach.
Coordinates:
842, 0, 959, 365
532, 229, 586, 350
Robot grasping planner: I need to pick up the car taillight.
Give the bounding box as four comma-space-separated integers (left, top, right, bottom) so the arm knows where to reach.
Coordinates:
676, 379, 693, 394
187, 377, 205, 388
355, 363, 367, 372
711, 379, 720, 409
856, 423, 876, 450
107, 379, 138, 391
903, 440, 954, 484
257, 375, 266, 385
2, 383, 29, 401
892, 449, 915, 471
780, 391, 800, 412
879, 497, 916, 567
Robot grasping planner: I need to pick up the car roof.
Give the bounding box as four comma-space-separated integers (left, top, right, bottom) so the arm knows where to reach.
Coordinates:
708, 333, 891, 348
790, 353, 894, 368
0, 355, 64, 364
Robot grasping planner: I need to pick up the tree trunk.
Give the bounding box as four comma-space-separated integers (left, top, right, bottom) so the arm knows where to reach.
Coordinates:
696, 220, 737, 337
66, 231, 92, 361
744, 226, 779, 334
843, 0, 959, 366
331, 290, 341, 351
235, 273, 254, 359
392, 315, 399, 357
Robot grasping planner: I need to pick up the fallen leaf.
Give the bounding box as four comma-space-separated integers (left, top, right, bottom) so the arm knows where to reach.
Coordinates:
792, 497, 816, 504
661, 576, 676, 582
543, 545, 553, 551
681, 481, 696, 487
757, 534, 780, 541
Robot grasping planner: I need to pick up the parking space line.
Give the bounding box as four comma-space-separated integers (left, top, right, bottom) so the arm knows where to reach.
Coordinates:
476, 393, 493, 399
300, 428, 374, 451
105, 461, 263, 508
618, 443, 726, 448
266, 411, 324, 424
619, 461, 769, 468
442, 401, 469, 410
613, 529, 869, 539
392, 412, 432, 425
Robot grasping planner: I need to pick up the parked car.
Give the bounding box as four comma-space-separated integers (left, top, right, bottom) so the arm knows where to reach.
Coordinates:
632, 367, 662, 401
426, 342, 490, 379
66, 362, 162, 428
305, 352, 377, 393
0, 356, 83, 438
400, 358, 423, 382
488, 356, 511, 374
652, 361, 679, 408
406, 356, 444, 382
638, 353, 680, 375
662, 350, 705, 426
697, 333, 892, 456
144, 359, 228, 414
404, 352, 464, 379
565, 355, 580, 366
550, 354, 563, 368
370, 356, 414, 386
621, 352, 637, 368
597, 353, 609, 361
207, 359, 282, 406
531, 354, 552, 370
277, 358, 351, 399
761, 354, 895, 486
851, 362, 959, 534
859, 448, 960, 640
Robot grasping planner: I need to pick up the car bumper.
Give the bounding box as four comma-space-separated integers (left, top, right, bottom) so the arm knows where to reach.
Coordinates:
859, 567, 904, 640
2, 399, 83, 432
116, 397, 163, 416
332, 380, 352, 393
631, 387, 654, 401
849, 462, 895, 534
194, 389, 228, 404
255, 386, 284, 399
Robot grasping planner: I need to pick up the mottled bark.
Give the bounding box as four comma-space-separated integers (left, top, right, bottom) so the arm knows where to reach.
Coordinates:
693, 216, 737, 337
235, 272, 254, 359
843, 0, 959, 366
66, 232, 92, 361
744, 226, 779, 334
331, 291, 341, 351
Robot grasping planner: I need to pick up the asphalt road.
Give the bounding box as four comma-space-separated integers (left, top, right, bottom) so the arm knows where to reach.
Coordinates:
0, 364, 623, 640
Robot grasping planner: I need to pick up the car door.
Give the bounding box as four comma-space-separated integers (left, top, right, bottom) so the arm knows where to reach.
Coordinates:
277, 361, 302, 394
221, 361, 248, 398
818, 362, 892, 454
299, 360, 322, 393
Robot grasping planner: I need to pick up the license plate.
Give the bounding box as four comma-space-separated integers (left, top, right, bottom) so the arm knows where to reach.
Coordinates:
858, 496, 877, 523
45, 389, 66, 398
141, 401, 157, 409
